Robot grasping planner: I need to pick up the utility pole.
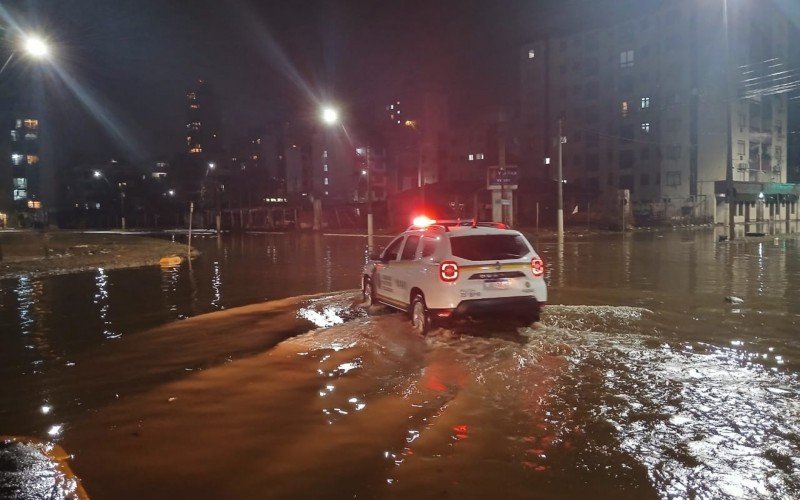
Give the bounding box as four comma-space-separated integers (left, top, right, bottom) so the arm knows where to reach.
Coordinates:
119, 182, 127, 231
499, 124, 507, 224
366, 147, 374, 252
723, 0, 736, 241
557, 117, 565, 245
187, 202, 194, 259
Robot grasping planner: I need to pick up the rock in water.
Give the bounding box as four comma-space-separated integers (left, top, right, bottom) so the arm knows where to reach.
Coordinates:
725, 296, 744, 304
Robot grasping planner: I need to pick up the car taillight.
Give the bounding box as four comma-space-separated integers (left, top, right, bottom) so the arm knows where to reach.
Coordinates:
440, 261, 459, 282
531, 258, 544, 277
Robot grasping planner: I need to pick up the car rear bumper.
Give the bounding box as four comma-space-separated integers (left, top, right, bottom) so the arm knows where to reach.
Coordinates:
435, 296, 544, 322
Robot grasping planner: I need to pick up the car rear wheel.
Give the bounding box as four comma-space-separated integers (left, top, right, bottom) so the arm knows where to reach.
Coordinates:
410, 294, 430, 335
362, 277, 374, 307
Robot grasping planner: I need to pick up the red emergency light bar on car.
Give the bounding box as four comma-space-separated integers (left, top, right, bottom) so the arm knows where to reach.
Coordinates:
408, 217, 509, 231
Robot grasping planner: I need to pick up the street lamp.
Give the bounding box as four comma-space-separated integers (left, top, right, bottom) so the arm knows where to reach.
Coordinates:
22, 35, 50, 59
321, 106, 339, 126
205, 162, 221, 233
92, 170, 126, 230
319, 104, 374, 249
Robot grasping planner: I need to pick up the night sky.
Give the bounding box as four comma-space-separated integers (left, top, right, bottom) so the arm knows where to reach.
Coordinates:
2, 0, 740, 166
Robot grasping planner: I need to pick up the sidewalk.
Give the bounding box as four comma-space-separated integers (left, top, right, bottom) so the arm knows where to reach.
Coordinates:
0, 231, 197, 280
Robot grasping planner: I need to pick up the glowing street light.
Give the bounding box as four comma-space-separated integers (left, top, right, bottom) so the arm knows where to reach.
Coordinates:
93, 170, 102, 178
208, 162, 216, 170
168, 189, 176, 197
321, 106, 339, 126
318, 103, 373, 249
22, 35, 50, 59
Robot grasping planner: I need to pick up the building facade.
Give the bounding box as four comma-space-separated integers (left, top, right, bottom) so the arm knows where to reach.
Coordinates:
520, 0, 799, 224
8, 117, 43, 225
185, 79, 222, 156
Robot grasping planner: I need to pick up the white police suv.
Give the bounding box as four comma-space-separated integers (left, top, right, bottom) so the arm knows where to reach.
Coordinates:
362, 217, 547, 334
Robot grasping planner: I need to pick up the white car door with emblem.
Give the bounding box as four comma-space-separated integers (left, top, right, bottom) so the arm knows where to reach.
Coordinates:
393, 233, 422, 307
373, 236, 404, 304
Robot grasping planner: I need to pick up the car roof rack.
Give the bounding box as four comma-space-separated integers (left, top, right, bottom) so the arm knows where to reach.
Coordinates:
456, 220, 509, 229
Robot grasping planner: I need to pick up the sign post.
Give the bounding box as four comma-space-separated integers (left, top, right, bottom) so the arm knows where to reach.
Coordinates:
187, 202, 194, 259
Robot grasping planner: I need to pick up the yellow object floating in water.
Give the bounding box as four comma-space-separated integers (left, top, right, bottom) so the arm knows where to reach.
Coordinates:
159, 256, 183, 267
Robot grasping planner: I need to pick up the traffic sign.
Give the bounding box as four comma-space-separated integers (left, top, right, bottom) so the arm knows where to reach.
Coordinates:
487, 165, 519, 190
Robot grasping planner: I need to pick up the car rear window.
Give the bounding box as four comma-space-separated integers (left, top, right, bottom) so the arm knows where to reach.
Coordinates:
449, 235, 530, 261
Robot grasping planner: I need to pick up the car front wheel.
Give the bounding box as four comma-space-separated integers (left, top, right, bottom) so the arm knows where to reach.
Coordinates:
410, 294, 430, 335
362, 277, 374, 307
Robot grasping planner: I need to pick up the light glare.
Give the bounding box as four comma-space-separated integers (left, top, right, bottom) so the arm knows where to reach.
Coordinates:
321, 107, 339, 125
413, 215, 435, 228
23, 35, 49, 59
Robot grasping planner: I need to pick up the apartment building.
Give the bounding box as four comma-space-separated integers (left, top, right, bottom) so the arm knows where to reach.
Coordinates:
520, 0, 799, 223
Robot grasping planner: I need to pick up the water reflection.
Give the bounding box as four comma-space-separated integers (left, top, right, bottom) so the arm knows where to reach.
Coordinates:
160, 264, 180, 315
93, 268, 118, 339
15, 276, 35, 335
210, 261, 222, 309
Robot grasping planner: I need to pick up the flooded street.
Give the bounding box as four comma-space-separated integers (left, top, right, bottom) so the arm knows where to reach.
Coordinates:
1, 230, 799, 499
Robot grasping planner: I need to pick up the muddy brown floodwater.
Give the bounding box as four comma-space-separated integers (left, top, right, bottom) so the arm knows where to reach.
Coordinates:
1, 229, 799, 499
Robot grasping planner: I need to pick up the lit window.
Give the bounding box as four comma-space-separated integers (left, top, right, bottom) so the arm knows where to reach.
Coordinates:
323, 164, 328, 172
27, 155, 39, 165
620, 50, 634, 68
27, 200, 41, 209
11, 154, 24, 165
324, 178, 329, 185
190, 104, 199, 109
13, 189, 27, 201
10, 130, 18, 141
190, 147, 202, 154
528, 48, 535, 59
641, 97, 650, 109
325, 191, 329, 196
621, 101, 629, 117
24, 119, 38, 129
476, 153, 485, 160
468, 154, 474, 161
641, 122, 651, 134
13, 178, 27, 189
323, 150, 328, 158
